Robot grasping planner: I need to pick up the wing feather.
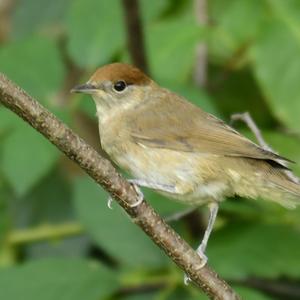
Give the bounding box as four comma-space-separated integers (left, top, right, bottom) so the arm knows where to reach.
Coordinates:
129, 89, 291, 166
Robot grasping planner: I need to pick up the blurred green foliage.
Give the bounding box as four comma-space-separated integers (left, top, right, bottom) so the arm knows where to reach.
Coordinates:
0, 0, 300, 299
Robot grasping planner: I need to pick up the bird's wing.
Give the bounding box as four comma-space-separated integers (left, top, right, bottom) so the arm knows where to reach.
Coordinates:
129, 90, 291, 165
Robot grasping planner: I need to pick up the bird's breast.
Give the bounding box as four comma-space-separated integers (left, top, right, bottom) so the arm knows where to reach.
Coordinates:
100, 132, 232, 204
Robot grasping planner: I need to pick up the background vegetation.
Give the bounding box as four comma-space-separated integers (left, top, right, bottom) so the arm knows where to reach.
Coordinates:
0, 0, 300, 299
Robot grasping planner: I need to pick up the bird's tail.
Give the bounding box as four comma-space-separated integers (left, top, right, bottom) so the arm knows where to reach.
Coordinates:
258, 170, 300, 209
233, 158, 300, 209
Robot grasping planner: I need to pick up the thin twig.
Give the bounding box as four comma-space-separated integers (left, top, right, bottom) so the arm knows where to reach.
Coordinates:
0, 73, 240, 300
231, 112, 271, 151
0, 0, 13, 44
231, 112, 300, 184
194, 0, 208, 87
233, 277, 300, 299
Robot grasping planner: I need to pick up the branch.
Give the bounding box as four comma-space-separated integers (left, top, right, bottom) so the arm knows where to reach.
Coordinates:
231, 112, 271, 151
122, 0, 149, 74
0, 73, 240, 300
194, 0, 208, 87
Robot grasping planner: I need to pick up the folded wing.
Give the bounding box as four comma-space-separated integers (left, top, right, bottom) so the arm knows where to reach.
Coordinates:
130, 90, 291, 168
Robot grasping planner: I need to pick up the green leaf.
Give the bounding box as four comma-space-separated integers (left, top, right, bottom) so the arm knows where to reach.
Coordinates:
0, 36, 65, 105
0, 106, 24, 133
209, 0, 266, 62
73, 176, 167, 267
209, 222, 300, 279
209, 69, 273, 126
75, 94, 97, 119
12, 0, 71, 39
234, 286, 272, 300
163, 286, 207, 300
251, 19, 300, 132
267, 0, 300, 32
140, 0, 169, 23
263, 131, 300, 172
122, 292, 161, 300
66, 0, 125, 68
236, 130, 300, 174
143, 189, 187, 217
0, 258, 118, 300
19, 169, 73, 226
1, 126, 60, 196
146, 17, 202, 83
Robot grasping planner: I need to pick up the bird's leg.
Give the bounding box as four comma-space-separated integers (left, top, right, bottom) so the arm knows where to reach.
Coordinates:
107, 179, 176, 209
184, 202, 219, 285
196, 202, 219, 254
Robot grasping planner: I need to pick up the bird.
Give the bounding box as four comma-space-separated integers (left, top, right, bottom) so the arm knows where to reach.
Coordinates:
71, 62, 300, 278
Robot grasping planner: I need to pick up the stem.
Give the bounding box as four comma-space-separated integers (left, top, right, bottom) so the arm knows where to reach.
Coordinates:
9, 223, 83, 245
122, 0, 149, 74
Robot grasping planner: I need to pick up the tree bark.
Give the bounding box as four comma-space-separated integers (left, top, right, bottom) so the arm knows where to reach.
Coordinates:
122, 0, 149, 74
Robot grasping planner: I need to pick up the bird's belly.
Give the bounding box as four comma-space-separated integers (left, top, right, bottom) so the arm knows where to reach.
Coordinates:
109, 144, 231, 205
157, 182, 229, 205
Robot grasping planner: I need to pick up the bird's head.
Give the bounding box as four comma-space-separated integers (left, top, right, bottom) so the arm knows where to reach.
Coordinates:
71, 63, 155, 115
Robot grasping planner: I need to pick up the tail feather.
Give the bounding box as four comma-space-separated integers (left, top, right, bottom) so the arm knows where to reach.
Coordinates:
262, 171, 300, 209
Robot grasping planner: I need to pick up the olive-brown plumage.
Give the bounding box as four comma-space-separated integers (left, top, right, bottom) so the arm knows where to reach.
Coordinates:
72, 62, 300, 273
73, 62, 300, 208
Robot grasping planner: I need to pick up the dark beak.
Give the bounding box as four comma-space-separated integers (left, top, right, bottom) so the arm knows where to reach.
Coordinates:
71, 83, 98, 94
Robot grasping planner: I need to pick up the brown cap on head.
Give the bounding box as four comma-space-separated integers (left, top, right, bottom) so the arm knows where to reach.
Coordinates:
89, 63, 151, 86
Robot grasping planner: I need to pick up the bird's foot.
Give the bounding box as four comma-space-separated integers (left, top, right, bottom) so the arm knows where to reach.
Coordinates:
107, 180, 144, 209
129, 182, 144, 207
184, 246, 208, 285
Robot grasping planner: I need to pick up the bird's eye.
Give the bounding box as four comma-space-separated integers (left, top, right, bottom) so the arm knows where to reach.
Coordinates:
113, 80, 127, 92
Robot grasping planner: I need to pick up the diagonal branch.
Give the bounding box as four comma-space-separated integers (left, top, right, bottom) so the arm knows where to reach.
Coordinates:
0, 73, 240, 300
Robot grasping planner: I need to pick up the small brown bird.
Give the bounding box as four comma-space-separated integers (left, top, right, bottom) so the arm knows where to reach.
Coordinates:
72, 63, 300, 275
